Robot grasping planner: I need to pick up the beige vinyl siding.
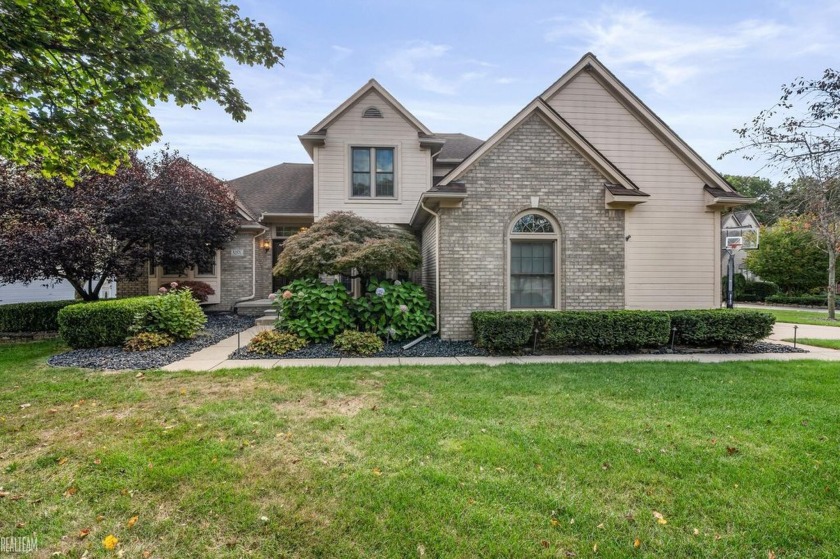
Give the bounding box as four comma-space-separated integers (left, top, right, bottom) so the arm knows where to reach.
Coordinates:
546, 71, 719, 309
314, 90, 431, 225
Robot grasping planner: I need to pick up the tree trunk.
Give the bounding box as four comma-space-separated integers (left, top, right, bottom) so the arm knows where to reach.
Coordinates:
829, 249, 837, 320
66, 277, 99, 301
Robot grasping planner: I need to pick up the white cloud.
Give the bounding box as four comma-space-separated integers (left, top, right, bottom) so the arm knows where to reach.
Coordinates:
331, 45, 353, 62
545, 9, 787, 93
381, 41, 499, 95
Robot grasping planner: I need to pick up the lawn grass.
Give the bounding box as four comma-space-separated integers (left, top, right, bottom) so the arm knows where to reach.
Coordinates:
765, 308, 840, 327
2, 340, 839, 558
783, 338, 840, 350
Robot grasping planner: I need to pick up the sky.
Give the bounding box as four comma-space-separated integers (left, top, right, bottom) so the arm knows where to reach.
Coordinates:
146, 0, 840, 181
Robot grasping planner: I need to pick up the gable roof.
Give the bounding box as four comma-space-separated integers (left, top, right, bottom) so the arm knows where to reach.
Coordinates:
540, 53, 738, 194
436, 97, 641, 192
305, 79, 432, 136
228, 163, 313, 218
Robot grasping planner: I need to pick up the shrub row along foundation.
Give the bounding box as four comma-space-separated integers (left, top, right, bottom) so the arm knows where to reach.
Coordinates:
471, 309, 775, 353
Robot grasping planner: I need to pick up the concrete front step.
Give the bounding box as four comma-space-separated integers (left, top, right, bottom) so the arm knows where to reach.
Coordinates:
255, 315, 277, 326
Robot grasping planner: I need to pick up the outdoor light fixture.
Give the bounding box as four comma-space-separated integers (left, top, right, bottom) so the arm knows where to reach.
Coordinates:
259, 239, 271, 252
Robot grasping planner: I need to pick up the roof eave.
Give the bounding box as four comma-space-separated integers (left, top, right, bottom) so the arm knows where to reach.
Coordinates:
409, 191, 468, 228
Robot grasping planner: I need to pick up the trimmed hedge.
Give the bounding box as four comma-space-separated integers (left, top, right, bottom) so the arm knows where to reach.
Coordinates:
538, 311, 671, 351
667, 309, 774, 347
765, 293, 827, 307
743, 281, 779, 301
470, 309, 775, 353
472, 311, 535, 352
0, 300, 77, 332
58, 297, 157, 348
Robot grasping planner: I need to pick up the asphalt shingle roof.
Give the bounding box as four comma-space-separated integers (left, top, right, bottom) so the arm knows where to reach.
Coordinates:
228, 163, 313, 216
433, 133, 484, 161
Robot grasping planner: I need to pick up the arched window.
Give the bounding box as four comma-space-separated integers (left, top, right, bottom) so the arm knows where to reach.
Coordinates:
509, 211, 559, 309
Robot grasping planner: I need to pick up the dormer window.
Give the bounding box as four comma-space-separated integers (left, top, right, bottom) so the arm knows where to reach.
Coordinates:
351, 147, 395, 198
362, 106, 383, 118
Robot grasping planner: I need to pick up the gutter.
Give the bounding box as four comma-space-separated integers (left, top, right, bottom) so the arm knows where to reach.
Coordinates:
232, 226, 269, 313
403, 200, 441, 348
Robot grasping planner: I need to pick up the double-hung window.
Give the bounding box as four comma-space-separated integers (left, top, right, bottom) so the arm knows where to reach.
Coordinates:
351, 147, 395, 198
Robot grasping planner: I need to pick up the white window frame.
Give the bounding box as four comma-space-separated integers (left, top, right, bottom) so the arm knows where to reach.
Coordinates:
349, 146, 397, 199
506, 209, 562, 310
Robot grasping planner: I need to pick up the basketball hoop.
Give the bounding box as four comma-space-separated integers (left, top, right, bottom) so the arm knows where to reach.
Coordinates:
726, 241, 742, 253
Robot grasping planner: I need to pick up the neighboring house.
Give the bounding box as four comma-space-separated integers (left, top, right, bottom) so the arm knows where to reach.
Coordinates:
721, 209, 761, 280
122, 52, 754, 340
0, 280, 115, 305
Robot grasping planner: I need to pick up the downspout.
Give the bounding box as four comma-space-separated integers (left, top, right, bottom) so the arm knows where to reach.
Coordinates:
403, 199, 440, 349
232, 226, 268, 313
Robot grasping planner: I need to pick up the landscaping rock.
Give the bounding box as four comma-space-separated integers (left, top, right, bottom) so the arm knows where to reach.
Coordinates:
49, 313, 255, 370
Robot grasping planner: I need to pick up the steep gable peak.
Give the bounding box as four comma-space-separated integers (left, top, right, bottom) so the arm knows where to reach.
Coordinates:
305, 78, 432, 136
541, 52, 737, 194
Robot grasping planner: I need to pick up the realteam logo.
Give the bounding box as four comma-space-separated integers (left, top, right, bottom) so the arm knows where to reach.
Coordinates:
0, 535, 38, 553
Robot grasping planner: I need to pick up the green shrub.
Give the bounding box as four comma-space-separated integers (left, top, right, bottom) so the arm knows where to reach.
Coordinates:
743, 281, 778, 301
134, 288, 206, 339
333, 330, 384, 356
538, 311, 671, 351
0, 300, 77, 332
159, 280, 215, 302
353, 279, 435, 341
58, 297, 157, 348
765, 293, 827, 306
471, 311, 536, 352
247, 330, 307, 355
668, 309, 774, 347
275, 279, 355, 343
123, 332, 175, 352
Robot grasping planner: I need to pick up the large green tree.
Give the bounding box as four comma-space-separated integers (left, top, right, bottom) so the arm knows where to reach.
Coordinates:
0, 0, 284, 183
744, 218, 828, 294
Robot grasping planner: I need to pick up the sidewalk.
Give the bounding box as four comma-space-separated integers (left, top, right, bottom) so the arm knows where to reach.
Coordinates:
161, 323, 840, 371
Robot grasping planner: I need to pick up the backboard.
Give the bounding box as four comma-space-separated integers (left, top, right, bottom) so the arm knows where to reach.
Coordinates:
722, 226, 759, 251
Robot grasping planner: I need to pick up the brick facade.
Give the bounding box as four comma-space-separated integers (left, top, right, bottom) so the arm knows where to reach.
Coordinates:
204, 231, 259, 311
436, 114, 625, 340
117, 277, 148, 298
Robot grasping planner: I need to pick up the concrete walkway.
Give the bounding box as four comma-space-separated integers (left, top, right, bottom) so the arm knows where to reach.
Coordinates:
160, 322, 840, 371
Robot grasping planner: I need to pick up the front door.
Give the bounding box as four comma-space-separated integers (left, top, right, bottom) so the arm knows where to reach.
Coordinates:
272, 239, 289, 293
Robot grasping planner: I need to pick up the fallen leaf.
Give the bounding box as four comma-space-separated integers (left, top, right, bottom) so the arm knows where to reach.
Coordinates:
634, 538, 641, 549
103, 534, 119, 550
58, 457, 68, 466
15, 523, 25, 529
64, 486, 78, 497
714, 534, 722, 541
601, 462, 611, 470
593, 543, 598, 553
693, 528, 700, 535
143, 552, 151, 558
79, 528, 91, 539
569, 518, 575, 524
625, 513, 635, 523
726, 446, 739, 456
94, 459, 101, 465
126, 516, 138, 528
417, 543, 425, 556
96, 515, 105, 522
596, 523, 604, 529
768, 551, 776, 559
135, 372, 144, 378
652, 511, 667, 525
179, 388, 186, 396
48, 408, 58, 414
10, 495, 22, 501
710, 438, 717, 445
372, 468, 382, 476
19, 403, 31, 409
541, 540, 549, 548
550, 518, 559, 526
